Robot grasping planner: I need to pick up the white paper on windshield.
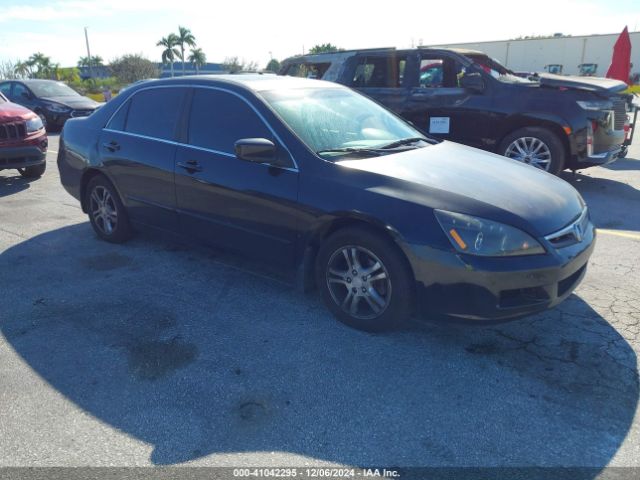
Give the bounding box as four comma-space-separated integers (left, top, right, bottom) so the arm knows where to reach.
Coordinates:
429, 117, 450, 134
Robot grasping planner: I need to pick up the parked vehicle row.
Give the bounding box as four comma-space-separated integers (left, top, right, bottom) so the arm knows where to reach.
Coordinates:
57, 76, 595, 331
279, 47, 633, 174
0, 91, 48, 178
0, 79, 100, 132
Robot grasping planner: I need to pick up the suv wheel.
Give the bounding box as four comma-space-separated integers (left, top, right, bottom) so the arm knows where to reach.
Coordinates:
86, 175, 132, 243
499, 127, 565, 174
316, 227, 414, 332
18, 163, 46, 178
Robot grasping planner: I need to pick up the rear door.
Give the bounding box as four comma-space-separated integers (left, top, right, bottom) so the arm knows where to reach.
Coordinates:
174, 87, 299, 266
99, 86, 187, 229
347, 53, 411, 114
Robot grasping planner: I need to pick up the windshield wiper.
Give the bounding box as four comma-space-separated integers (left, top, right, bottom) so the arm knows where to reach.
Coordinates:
316, 147, 389, 156
378, 137, 428, 149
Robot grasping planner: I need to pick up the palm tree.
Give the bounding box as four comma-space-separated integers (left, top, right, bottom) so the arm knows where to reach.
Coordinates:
14, 61, 30, 78
26, 52, 57, 79
157, 34, 179, 77
77, 55, 104, 68
175, 26, 196, 76
188, 48, 206, 74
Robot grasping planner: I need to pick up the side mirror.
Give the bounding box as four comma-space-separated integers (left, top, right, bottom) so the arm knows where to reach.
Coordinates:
235, 138, 277, 164
21, 91, 32, 100
460, 73, 485, 93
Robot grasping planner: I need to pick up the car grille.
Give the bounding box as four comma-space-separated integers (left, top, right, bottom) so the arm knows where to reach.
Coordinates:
0, 122, 26, 141
70, 109, 94, 118
544, 208, 590, 248
613, 98, 627, 131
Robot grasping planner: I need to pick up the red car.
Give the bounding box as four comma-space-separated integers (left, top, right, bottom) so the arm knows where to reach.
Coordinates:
0, 92, 48, 178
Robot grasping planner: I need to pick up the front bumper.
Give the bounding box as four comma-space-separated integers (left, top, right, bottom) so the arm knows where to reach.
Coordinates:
407, 225, 595, 321
0, 135, 48, 170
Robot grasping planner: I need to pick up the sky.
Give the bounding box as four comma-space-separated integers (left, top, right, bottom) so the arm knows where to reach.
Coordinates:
0, 0, 639, 69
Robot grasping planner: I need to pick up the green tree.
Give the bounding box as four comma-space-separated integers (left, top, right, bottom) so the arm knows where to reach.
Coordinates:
13, 60, 30, 78
188, 48, 206, 74
57, 67, 81, 83
77, 55, 104, 68
157, 34, 179, 77
110, 54, 159, 84
26, 52, 58, 79
265, 58, 281, 72
222, 56, 258, 74
175, 26, 196, 76
308, 43, 340, 54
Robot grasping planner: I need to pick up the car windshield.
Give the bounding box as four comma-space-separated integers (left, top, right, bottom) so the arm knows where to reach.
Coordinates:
0, 93, 6, 104
466, 54, 534, 84
28, 81, 81, 98
260, 87, 430, 157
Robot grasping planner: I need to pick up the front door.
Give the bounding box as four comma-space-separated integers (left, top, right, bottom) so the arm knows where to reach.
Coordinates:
174, 88, 300, 266
405, 55, 493, 149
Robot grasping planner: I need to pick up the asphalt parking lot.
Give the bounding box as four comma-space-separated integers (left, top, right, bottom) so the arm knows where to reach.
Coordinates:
1, 135, 639, 473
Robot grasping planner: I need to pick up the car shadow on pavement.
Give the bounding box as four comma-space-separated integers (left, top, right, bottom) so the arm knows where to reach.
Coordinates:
0, 172, 33, 197
562, 170, 640, 232
0, 223, 638, 472
603, 157, 640, 171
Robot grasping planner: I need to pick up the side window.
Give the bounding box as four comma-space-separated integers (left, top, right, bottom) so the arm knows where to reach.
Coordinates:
352, 56, 406, 88
13, 83, 29, 100
106, 100, 130, 131
0, 83, 11, 97
125, 88, 185, 140
419, 59, 444, 88
419, 57, 463, 88
187, 89, 272, 153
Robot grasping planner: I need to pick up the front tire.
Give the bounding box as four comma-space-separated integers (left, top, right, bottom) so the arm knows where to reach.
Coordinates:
18, 162, 46, 178
86, 175, 132, 243
499, 127, 565, 175
316, 227, 414, 332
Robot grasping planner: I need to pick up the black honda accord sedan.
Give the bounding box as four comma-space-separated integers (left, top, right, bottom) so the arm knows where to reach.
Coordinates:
57, 75, 595, 331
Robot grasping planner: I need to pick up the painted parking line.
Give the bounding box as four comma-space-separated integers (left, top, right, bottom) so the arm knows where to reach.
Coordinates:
596, 229, 640, 240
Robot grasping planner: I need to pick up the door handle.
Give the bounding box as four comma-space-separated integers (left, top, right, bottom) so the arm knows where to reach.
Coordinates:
102, 141, 120, 152
177, 160, 203, 173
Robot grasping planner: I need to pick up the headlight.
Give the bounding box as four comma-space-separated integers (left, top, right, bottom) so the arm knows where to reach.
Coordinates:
44, 102, 71, 113
25, 116, 44, 133
576, 100, 613, 111
434, 210, 545, 257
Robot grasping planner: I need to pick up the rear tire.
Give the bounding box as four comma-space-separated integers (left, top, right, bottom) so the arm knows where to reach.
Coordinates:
86, 175, 132, 243
18, 162, 46, 178
316, 226, 414, 332
498, 127, 565, 175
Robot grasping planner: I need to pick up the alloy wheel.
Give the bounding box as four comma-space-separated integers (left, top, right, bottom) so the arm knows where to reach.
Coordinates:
326, 246, 392, 320
90, 186, 118, 235
504, 136, 552, 171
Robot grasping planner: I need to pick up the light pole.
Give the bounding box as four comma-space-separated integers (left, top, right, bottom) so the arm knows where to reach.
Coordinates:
84, 26, 93, 80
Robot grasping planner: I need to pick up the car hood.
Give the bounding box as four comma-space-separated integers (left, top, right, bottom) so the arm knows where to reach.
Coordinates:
337, 141, 584, 236
42, 96, 100, 109
0, 101, 35, 121
538, 73, 628, 93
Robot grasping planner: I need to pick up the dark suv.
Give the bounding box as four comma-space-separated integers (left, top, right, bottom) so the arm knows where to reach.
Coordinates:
0, 92, 48, 178
280, 47, 632, 174
0, 79, 100, 131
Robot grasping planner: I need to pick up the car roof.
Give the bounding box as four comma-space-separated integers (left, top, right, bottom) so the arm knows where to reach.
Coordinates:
17, 79, 66, 84
133, 74, 346, 93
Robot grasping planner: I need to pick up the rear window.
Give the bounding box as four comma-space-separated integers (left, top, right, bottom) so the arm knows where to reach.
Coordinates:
125, 87, 185, 140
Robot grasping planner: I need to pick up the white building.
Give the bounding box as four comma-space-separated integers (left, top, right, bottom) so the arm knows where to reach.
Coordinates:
429, 31, 640, 79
